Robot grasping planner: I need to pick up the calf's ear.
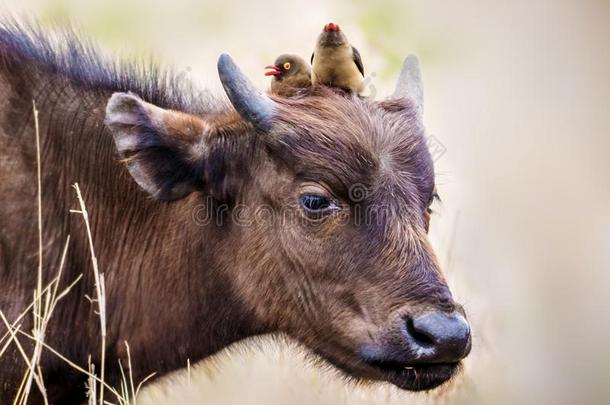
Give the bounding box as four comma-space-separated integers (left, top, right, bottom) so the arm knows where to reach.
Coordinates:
105, 92, 205, 200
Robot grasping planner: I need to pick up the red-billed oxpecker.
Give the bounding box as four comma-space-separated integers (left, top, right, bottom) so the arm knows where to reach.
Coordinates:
311, 22, 365, 94
265, 53, 312, 96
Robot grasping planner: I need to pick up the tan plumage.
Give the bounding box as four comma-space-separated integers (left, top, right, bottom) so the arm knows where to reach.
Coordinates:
311, 22, 364, 93
264, 54, 311, 96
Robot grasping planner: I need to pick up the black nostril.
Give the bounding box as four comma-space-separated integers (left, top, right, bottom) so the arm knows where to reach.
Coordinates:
405, 317, 434, 346
404, 311, 471, 363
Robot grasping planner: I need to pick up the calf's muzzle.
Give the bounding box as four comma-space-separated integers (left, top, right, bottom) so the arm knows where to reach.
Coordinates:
404, 310, 471, 364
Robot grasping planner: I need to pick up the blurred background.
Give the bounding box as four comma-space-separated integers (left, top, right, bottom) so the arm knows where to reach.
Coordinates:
2, 0, 609, 404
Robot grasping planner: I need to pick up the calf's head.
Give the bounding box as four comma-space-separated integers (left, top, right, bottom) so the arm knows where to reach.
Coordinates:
105, 54, 471, 391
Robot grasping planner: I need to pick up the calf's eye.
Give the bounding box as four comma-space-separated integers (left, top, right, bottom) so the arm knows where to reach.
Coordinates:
299, 194, 338, 217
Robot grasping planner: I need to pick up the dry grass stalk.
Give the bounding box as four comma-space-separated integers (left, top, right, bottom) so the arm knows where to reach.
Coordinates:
71, 182, 107, 405
19, 99, 47, 404
12, 102, 69, 405
88, 357, 98, 405
187, 358, 191, 385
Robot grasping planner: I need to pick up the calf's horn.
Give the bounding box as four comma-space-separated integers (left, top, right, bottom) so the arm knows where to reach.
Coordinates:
392, 54, 424, 116
217, 53, 276, 131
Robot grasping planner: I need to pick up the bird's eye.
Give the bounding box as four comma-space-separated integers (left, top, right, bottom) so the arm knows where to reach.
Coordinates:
299, 194, 338, 218
283, 62, 291, 70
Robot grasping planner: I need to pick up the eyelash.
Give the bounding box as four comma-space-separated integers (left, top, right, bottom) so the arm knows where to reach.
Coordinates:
427, 192, 441, 215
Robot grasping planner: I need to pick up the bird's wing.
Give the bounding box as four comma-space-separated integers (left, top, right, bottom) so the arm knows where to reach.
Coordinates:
310, 52, 315, 64
352, 46, 364, 76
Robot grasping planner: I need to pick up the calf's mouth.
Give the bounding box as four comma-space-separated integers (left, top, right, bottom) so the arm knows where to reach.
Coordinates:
365, 359, 461, 391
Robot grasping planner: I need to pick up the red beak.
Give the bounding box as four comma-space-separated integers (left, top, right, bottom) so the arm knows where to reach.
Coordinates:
324, 22, 340, 32
264, 65, 282, 76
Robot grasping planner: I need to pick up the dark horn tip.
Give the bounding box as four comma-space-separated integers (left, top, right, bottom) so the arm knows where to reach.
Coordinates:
405, 54, 419, 64
217, 53, 237, 80
216, 52, 276, 131
403, 54, 421, 77
217, 53, 233, 70
392, 54, 424, 115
